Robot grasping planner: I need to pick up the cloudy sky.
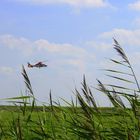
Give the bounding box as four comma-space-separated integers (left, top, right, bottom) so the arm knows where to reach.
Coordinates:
0, 0, 140, 106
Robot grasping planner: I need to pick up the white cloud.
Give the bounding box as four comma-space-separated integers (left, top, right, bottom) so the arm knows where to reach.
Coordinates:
97, 28, 140, 77
99, 28, 140, 46
133, 18, 140, 26
55, 59, 86, 73
129, 1, 140, 11
13, 0, 110, 8
0, 34, 33, 56
35, 39, 87, 58
86, 41, 112, 50
0, 34, 89, 58
0, 66, 14, 75
34, 39, 96, 72
0, 34, 96, 71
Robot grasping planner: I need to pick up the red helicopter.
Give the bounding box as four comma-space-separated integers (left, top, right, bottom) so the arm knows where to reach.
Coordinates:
27, 61, 47, 68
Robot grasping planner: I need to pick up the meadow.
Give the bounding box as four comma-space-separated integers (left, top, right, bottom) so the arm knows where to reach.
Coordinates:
0, 39, 140, 140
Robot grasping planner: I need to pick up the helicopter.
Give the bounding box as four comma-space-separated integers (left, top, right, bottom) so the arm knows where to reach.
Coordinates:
27, 61, 47, 68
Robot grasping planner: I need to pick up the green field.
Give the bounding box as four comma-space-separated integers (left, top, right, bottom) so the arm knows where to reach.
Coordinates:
0, 106, 138, 140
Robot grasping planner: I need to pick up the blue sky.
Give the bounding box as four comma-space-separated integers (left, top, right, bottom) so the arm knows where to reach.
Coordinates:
0, 0, 140, 106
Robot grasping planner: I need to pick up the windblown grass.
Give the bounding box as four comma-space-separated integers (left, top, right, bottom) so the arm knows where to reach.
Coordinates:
0, 39, 140, 139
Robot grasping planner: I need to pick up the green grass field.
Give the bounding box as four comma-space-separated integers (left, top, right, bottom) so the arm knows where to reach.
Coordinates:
0, 106, 137, 140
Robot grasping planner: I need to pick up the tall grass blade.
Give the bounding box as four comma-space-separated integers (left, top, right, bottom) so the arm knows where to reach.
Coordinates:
22, 65, 34, 95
